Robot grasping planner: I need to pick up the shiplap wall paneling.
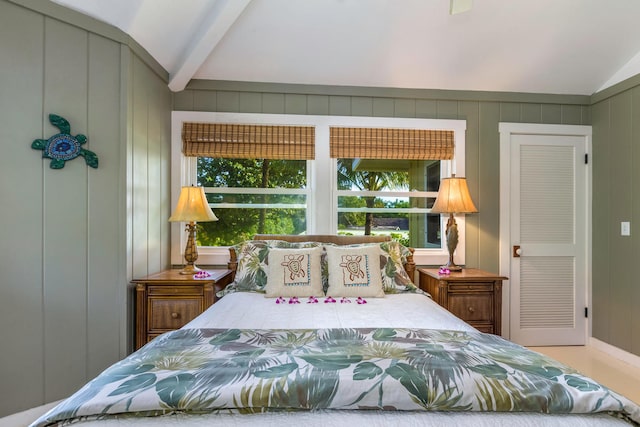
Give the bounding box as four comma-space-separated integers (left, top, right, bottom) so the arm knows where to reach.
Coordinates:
632, 87, 640, 357
329, 96, 351, 116
146, 58, 172, 275
129, 55, 172, 279
42, 17, 90, 402
308, 94, 329, 114
86, 33, 122, 379
459, 101, 480, 268
0, 0, 45, 416
285, 94, 306, 114
608, 92, 633, 352
562, 105, 584, 125
591, 100, 611, 342
416, 99, 438, 117
476, 101, 501, 273
131, 55, 151, 279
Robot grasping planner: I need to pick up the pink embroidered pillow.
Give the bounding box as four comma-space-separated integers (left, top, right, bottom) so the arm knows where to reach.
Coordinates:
265, 246, 323, 297
325, 244, 384, 298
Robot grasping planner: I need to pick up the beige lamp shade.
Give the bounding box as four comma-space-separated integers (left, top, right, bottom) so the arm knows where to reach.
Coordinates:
169, 186, 218, 222
430, 174, 478, 214
431, 174, 477, 271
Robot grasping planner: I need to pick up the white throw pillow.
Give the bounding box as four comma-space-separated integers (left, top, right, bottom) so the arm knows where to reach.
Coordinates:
265, 246, 323, 297
325, 244, 384, 297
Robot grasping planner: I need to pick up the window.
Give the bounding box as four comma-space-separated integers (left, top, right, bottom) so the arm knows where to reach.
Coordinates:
330, 125, 454, 249
171, 112, 467, 266
179, 122, 315, 246
197, 157, 309, 245
336, 158, 441, 248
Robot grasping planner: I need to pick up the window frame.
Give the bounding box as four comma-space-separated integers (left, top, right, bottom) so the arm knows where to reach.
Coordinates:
171, 111, 467, 267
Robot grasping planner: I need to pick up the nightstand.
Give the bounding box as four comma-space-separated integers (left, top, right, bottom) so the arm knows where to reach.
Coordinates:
418, 268, 507, 335
133, 269, 233, 349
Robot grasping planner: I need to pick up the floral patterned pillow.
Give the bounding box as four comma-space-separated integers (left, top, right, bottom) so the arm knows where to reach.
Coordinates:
219, 240, 321, 297
379, 241, 418, 293
265, 246, 323, 297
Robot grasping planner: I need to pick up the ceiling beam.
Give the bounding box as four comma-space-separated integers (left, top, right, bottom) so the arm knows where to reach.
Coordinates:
168, 0, 251, 92
450, 0, 472, 15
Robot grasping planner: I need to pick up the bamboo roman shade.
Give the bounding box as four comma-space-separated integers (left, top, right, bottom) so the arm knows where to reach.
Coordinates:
329, 127, 454, 160
182, 123, 315, 160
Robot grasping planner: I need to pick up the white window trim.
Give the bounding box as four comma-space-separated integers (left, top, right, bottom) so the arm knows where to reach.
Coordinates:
171, 111, 467, 267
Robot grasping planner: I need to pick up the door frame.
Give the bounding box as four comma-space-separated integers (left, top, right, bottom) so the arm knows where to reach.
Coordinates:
498, 122, 592, 341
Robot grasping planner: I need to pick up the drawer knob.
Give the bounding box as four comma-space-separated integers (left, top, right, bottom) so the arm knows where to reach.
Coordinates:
171, 312, 180, 319
468, 306, 475, 313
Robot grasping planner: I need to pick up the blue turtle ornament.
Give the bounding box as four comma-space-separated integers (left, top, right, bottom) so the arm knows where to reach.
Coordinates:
32, 114, 98, 169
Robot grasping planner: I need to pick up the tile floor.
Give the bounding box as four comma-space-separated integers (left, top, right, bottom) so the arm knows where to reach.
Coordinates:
531, 345, 640, 404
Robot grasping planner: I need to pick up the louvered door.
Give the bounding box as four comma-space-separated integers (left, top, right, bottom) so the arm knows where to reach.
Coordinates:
502, 126, 590, 346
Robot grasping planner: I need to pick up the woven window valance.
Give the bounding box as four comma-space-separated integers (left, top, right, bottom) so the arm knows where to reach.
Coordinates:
329, 127, 454, 160
182, 123, 315, 160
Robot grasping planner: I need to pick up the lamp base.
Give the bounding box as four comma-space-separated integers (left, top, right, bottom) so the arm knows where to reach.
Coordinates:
444, 213, 463, 272
179, 264, 203, 275
180, 222, 201, 275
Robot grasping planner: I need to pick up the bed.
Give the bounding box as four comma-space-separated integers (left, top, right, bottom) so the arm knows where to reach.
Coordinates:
31, 235, 640, 427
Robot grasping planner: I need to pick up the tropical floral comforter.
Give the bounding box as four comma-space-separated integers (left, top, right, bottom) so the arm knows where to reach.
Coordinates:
32, 328, 640, 426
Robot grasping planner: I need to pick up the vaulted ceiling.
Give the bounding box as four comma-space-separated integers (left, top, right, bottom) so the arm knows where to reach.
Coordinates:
51, 0, 640, 95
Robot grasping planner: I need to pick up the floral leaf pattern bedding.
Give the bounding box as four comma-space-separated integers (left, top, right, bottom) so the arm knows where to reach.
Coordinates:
32, 328, 640, 426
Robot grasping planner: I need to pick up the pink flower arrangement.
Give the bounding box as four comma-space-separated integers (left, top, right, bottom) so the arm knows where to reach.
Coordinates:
276, 295, 368, 305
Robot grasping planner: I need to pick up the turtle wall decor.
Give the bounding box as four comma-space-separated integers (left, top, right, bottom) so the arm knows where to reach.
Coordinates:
32, 114, 99, 169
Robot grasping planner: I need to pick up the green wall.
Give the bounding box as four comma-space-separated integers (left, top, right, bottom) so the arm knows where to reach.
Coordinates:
0, 0, 171, 416
591, 78, 640, 356
174, 81, 591, 275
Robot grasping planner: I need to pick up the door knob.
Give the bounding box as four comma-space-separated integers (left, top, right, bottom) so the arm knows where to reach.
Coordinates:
513, 245, 522, 257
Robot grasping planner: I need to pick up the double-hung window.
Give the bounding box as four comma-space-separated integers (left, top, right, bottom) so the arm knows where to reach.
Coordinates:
171, 112, 467, 267
330, 126, 454, 250
181, 122, 313, 245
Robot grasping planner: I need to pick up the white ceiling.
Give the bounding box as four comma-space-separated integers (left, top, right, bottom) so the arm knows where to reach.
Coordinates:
51, 0, 640, 95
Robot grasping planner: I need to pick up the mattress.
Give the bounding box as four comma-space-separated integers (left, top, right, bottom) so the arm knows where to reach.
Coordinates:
184, 291, 477, 331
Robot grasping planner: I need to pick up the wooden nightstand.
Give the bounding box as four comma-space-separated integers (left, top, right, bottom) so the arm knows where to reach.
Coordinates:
418, 268, 507, 335
133, 269, 233, 349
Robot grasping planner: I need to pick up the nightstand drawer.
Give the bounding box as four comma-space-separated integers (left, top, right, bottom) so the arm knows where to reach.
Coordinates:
448, 293, 493, 323
148, 298, 202, 330
148, 285, 203, 296
449, 283, 493, 292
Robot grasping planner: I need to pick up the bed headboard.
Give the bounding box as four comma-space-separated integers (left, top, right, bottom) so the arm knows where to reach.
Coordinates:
253, 234, 391, 245
227, 234, 416, 282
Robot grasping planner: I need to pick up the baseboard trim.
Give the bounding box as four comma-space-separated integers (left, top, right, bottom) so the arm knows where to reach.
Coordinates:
589, 337, 640, 369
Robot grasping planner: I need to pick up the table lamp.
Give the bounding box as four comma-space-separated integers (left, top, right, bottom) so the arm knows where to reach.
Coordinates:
169, 186, 218, 274
430, 174, 478, 271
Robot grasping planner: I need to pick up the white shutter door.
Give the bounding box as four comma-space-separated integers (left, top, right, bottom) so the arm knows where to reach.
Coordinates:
509, 133, 587, 346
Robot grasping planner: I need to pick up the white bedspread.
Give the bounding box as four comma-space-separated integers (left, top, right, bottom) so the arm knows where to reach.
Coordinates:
185, 292, 477, 332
